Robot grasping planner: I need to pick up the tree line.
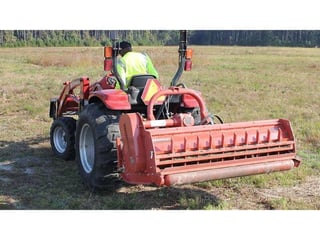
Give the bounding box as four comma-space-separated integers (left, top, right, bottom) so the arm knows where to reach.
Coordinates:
1, 30, 320, 47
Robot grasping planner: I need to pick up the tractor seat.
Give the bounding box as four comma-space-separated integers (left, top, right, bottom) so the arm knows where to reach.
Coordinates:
130, 74, 156, 88
128, 74, 156, 105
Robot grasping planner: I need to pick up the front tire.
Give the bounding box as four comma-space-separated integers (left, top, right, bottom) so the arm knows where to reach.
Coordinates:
75, 103, 120, 190
50, 117, 76, 160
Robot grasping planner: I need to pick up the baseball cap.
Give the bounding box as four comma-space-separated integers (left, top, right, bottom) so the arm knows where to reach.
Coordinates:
118, 41, 131, 50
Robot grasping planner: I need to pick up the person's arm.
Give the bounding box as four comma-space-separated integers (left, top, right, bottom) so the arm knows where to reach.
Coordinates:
145, 54, 159, 79
115, 58, 127, 89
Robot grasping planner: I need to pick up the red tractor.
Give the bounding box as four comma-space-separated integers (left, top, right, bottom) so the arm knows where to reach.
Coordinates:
49, 31, 300, 190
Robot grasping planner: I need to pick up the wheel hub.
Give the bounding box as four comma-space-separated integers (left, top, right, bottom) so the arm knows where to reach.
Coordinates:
53, 126, 67, 153
79, 123, 95, 173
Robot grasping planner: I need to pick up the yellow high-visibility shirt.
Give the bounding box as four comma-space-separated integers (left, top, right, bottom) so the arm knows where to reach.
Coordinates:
116, 51, 159, 88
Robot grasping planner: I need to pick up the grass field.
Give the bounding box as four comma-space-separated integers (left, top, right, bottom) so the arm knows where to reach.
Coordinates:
0, 46, 320, 210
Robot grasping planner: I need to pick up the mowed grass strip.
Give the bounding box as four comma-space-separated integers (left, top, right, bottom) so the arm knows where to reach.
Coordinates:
0, 46, 319, 209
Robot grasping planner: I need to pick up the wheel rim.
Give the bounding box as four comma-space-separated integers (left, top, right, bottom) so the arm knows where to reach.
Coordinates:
53, 126, 67, 153
79, 123, 95, 174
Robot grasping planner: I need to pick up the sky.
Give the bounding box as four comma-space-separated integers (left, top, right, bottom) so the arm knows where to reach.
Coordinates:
2, 0, 320, 30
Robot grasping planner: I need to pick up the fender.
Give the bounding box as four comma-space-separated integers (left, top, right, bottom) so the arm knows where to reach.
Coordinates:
89, 89, 131, 110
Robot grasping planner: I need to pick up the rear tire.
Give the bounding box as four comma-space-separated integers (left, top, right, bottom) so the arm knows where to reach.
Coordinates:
75, 103, 121, 190
50, 117, 76, 160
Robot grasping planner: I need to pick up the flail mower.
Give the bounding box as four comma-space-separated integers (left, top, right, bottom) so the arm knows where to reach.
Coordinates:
49, 31, 301, 190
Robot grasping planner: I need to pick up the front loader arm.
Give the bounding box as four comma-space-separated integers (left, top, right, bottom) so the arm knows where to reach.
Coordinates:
49, 77, 90, 119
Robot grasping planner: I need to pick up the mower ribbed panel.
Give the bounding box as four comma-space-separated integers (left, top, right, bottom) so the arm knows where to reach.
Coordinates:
117, 114, 300, 186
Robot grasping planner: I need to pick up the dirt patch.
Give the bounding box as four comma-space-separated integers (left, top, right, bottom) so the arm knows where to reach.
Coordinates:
256, 176, 320, 208
101, 175, 320, 210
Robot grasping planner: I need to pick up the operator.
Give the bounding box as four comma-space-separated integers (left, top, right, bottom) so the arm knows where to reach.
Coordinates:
115, 41, 159, 88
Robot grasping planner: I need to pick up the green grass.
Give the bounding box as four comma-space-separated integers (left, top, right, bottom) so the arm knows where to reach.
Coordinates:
0, 46, 320, 210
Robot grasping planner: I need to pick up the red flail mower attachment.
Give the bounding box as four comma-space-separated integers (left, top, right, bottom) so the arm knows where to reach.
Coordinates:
116, 88, 301, 186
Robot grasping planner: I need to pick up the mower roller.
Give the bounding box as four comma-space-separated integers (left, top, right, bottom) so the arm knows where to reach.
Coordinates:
49, 30, 300, 190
